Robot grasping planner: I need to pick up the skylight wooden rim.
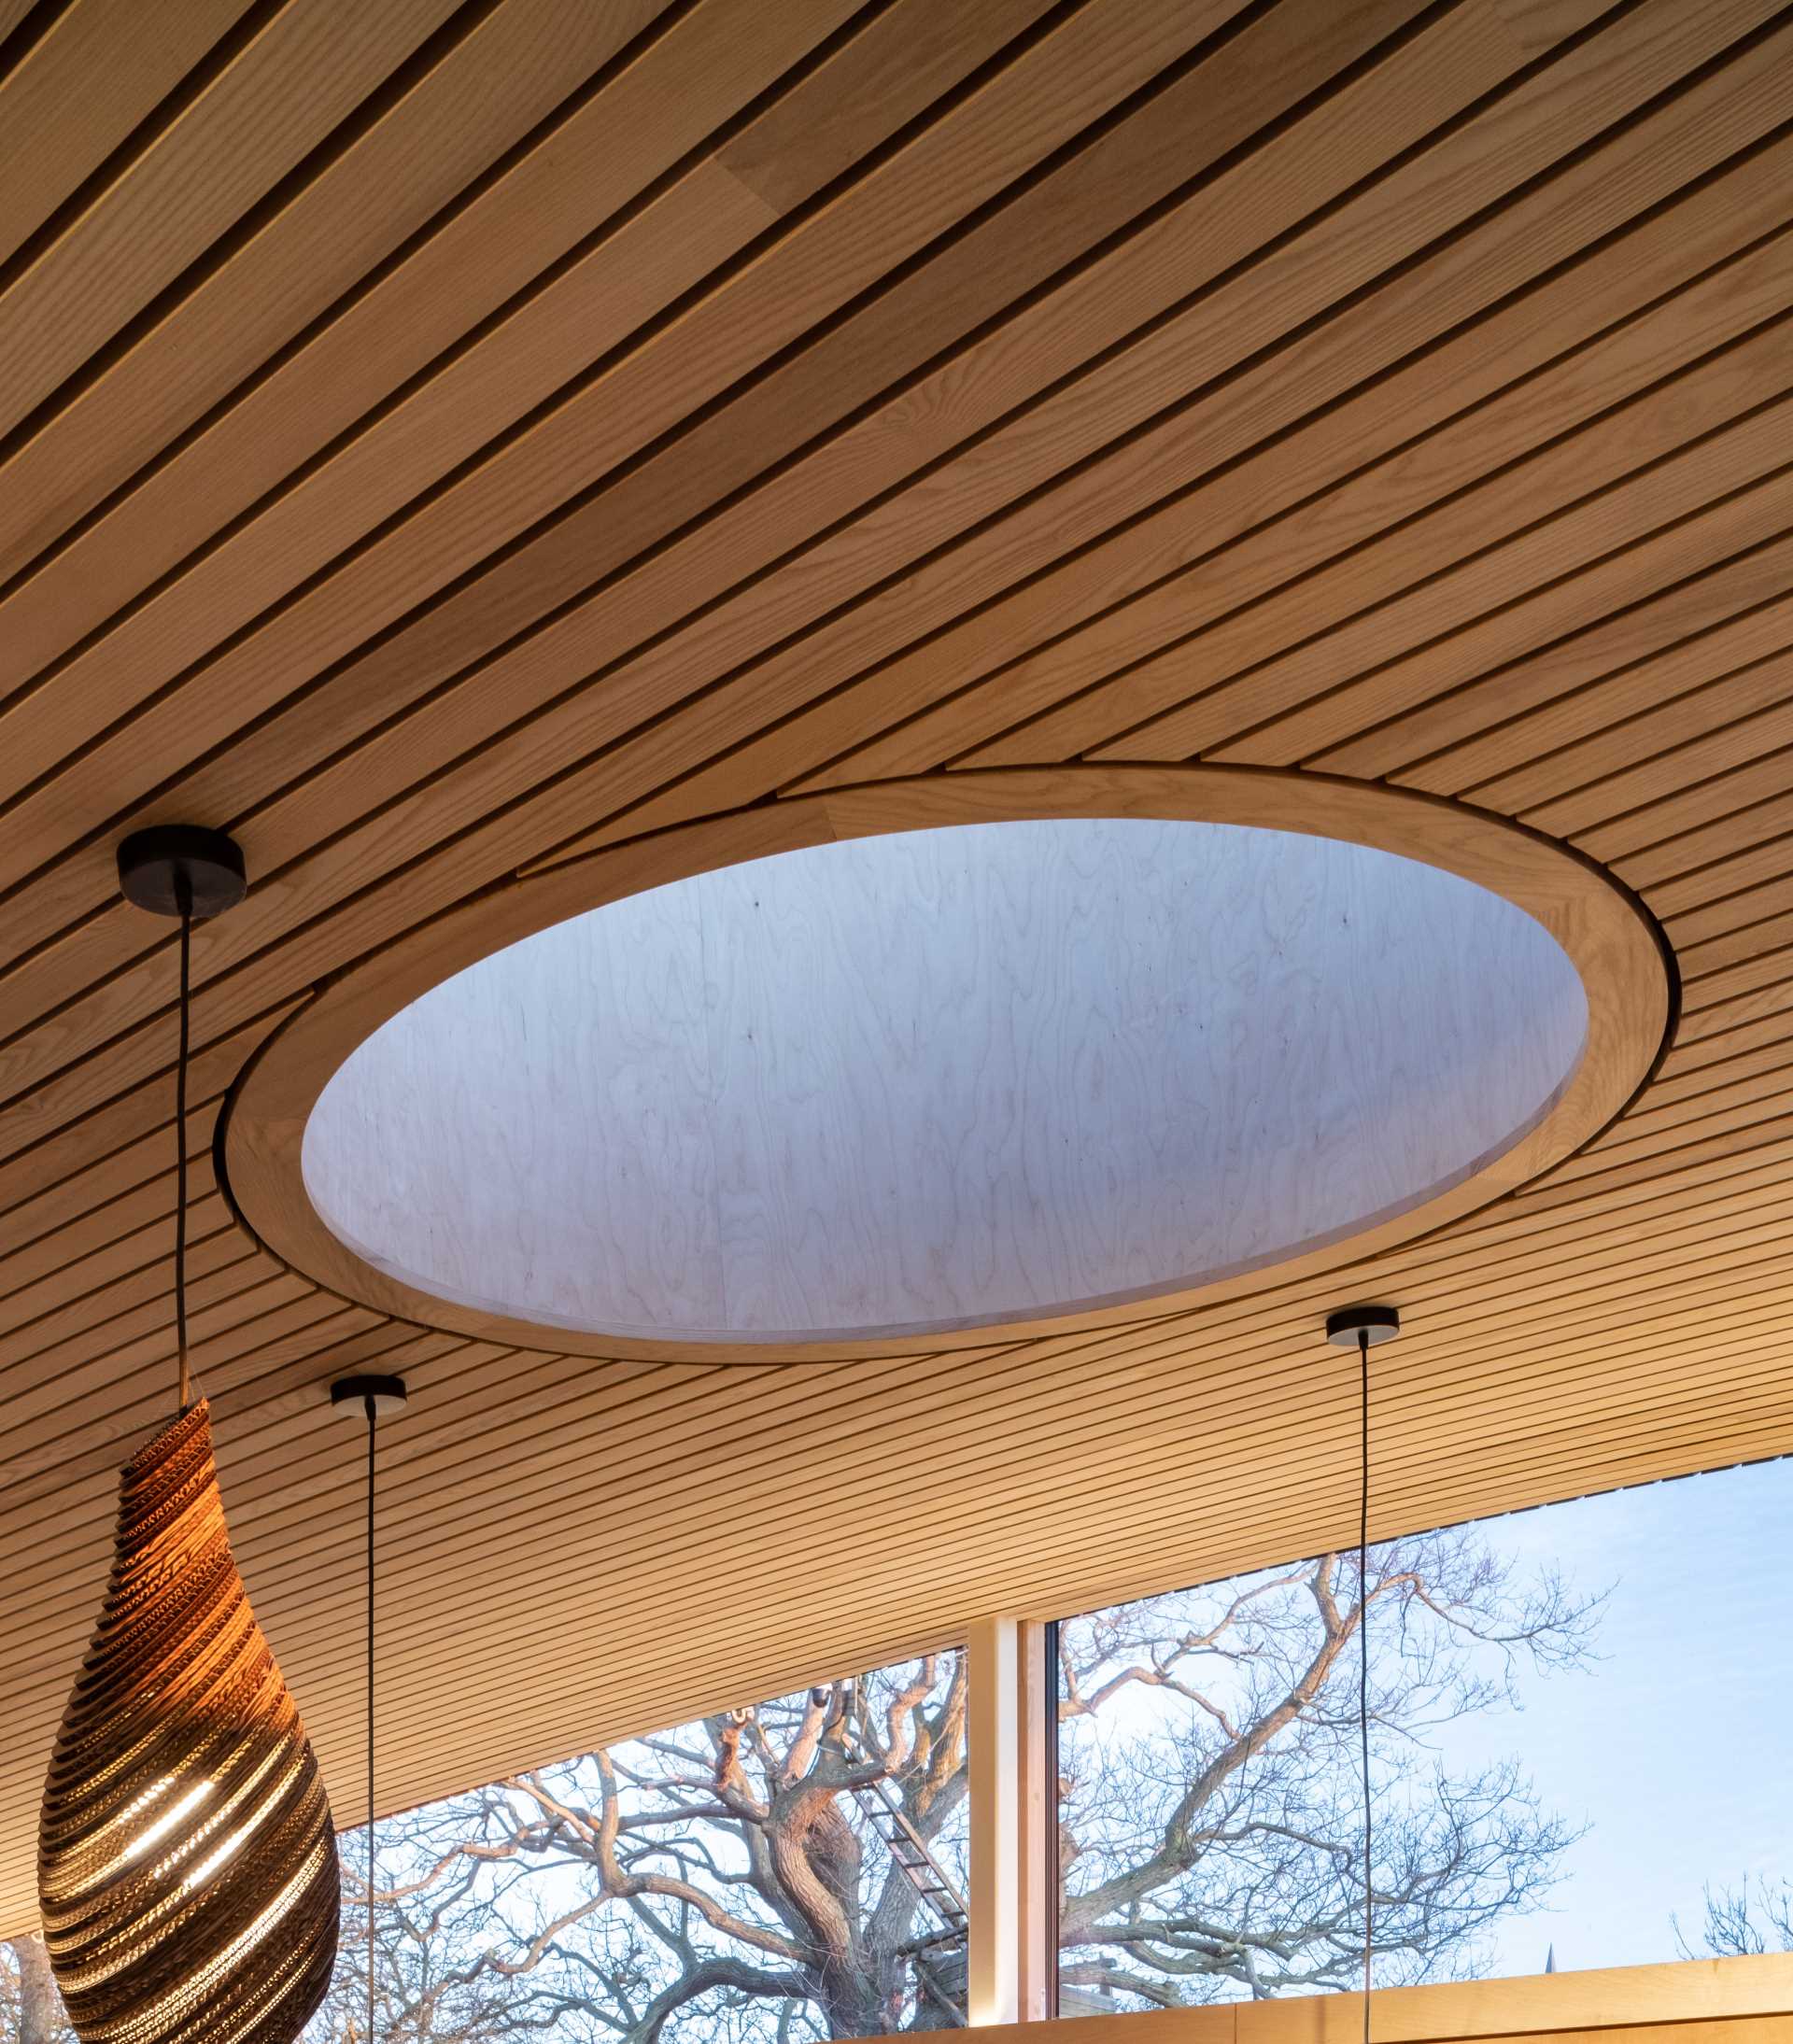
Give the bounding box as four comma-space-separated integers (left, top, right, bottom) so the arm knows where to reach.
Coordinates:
219, 768, 1673, 1364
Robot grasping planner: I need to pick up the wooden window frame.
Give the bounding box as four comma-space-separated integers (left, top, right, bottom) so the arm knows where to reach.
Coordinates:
958, 1622, 1793, 2040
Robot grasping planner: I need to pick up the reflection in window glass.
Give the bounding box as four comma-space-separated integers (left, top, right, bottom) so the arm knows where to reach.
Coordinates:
1054, 1459, 1793, 2009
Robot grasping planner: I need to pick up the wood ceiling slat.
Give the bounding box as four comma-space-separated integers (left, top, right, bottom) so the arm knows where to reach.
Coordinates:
1437, 618, 1793, 812
1646, 1038, 1793, 1107
1615, 792, 1793, 889
13, 1275, 1790, 1880
164, 1381, 1774, 1814
1682, 908, 1793, 980
1, 1318, 470, 1508
11, 1335, 572, 1574
215, 0, 1449, 833
1577, 756, 1793, 868
1145, 415, 1793, 773
0, 0, 868, 877
13, 1234, 1766, 1700
1463, 1145, 1793, 1260
0, 7, 1470, 1117
1486, 1108, 1793, 1213
238, 1374, 1774, 1692
0, 0, 1349, 1073
143, 1218, 1793, 1618
1678, 970, 1793, 1040
278, 1390, 1793, 1797
1305, 537, 1793, 787
10, 1291, 1774, 1741
212, 0, 1552, 877
0, 0, 257, 270
528, 0, 1790, 853
1682, 940, 1793, 1013
8, 1333, 664, 1558
1126, 432, 1793, 768
0, 0, 1170, 908
1646, 831, 1793, 917
31, 1389, 1793, 1872
717, 232, 1793, 830
1412, 1134, 1793, 1248
0, 1173, 219, 1320
5, 0, 1793, 1949
208, 1346, 1793, 1687
1532, 1078, 1793, 1184
0, 0, 874, 737
61, 1320, 1793, 1701
4, 1302, 501, 1504
896, 16, 1793, 773
258, 1355, 1793, 1685
1572, 1058, 1793, 1149
13, 1071, 1774, 1577
24, 1348, 1750, 1733
205, 1382, 1793, 1786
35, 1234, 1783, 1635
1, 1237, 281, 1383
1529, 689, 1793, 839
38, 1193, 1790, 1675
0, 2, 40, 59
0, 1086, 219, 1241
0, 1287, 388, 1498
786, 216, 1793, 802
3, 1357, 1774, 1855
0, 994, 302, 1180
50, 1339, 1793, 1782
1657, 1008, 1793, 1083
0, 0, 466, 442
1667, 871, 1793, 948
0, 0, 675, 593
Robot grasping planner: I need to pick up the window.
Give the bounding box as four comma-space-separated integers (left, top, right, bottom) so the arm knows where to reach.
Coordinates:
8, 1466, 1788, 2041
314, 1649, 967, 2040
1053, 1459, 1793, 2009
3, 1651, 970, 2044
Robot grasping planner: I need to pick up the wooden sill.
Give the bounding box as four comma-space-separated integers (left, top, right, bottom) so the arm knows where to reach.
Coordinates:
993, 1954, 1793, 2040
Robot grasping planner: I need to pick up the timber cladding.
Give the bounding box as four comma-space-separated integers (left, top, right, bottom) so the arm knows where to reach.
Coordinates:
2, 0, 1792, 1991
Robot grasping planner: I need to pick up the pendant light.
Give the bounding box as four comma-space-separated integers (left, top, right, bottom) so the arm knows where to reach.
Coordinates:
331, 1371, 409, 2044
38, 827, 341, 2044
1326, 1304, 1401, 2044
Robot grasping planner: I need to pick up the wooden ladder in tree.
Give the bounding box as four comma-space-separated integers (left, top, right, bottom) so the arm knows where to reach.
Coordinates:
847, 1769, 969, 2026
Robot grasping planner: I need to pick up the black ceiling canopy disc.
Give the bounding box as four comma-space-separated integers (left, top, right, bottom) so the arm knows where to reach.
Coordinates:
117, 825, 248, 919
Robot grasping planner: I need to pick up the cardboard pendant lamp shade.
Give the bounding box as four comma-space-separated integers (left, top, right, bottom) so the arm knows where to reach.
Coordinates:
38, 827, 340, 2044
38, 1402, 340, 2043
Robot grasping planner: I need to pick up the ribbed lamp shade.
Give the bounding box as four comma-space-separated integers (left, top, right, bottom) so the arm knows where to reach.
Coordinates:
38, 1401, 340, 2044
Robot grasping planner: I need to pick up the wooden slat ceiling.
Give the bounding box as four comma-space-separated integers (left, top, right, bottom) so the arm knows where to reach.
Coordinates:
2, 0, 1792, 1937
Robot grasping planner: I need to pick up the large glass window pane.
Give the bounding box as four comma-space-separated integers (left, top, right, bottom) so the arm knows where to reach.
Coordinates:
1053, 1460, 1793, 2009
314, 1649, 968, 2040
0, 1652, 966, 2043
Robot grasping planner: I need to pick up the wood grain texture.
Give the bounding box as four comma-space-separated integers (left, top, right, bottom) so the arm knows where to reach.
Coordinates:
0, 0, 465, 440
301, 815, 1588, 1342
1, 2, 1791, 2000
225, 769, 1666, 1359
0, 0, 257, 271
0, 0, 675, 590
981, 1955, 1793, 2038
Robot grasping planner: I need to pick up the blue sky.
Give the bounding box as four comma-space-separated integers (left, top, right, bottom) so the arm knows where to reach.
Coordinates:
1430, 1455, 1793, 1974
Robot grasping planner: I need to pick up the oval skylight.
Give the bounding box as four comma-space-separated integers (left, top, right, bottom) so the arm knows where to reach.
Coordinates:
302, 818, 1588, 1344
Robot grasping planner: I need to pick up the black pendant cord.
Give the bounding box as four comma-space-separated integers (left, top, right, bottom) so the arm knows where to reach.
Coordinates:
1359, 1324, 1372, 2042
365, 1392, 378, 2044
174, 881, 193, 1416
